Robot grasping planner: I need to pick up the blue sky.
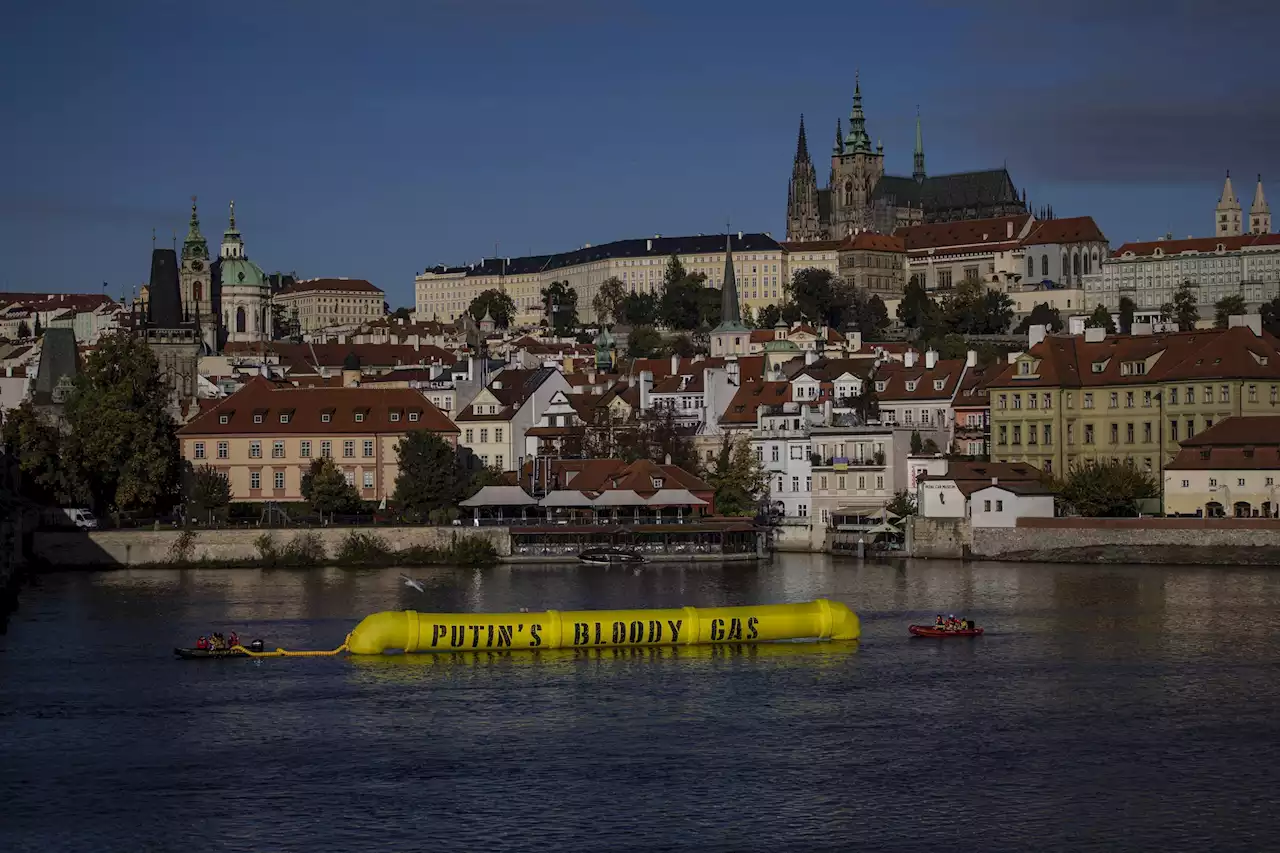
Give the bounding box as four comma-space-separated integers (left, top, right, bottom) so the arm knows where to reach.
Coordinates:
2, 0, 1277, 308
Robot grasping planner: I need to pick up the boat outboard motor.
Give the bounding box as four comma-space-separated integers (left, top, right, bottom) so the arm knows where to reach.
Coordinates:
250, 639, 264, 652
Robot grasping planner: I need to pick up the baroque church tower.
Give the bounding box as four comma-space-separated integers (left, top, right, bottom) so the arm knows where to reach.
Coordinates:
785, 115, 822, 242
179, 197, 216, 352
1250, 175, 1271, 235
1216, 172, 1243, 237
218, 201, 271, 346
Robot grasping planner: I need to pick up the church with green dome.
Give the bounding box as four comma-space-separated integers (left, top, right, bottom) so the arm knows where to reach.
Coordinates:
216, 201, 270, 344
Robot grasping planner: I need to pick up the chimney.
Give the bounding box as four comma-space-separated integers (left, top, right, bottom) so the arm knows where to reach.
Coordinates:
1084, 327, 1106, 343
646, 239, 653, 251
991, 476, 998, 486
904, 350, 917, 368
965, 349, 977, 368
1228, 313, 1263, 336
639, 370, 653, 412
1006, 220, 1014, 239
671, 352, 679, 375
664, 452, 672, 465
823, 398, 833, 424
493, 380, 503, 390
1028, 324, 1047, 349
805, 348, 818, 366
925, 349, 938, 370
737, 231, 743, 240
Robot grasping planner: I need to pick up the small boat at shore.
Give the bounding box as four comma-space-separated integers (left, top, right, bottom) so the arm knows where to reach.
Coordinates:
909, 624, 984, 638
578, 547, 647, 566
174, 647, 249, 659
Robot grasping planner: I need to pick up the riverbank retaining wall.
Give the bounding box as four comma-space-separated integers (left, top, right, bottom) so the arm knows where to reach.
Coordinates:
32, 526, 512, 567
908, 517, 1280, 564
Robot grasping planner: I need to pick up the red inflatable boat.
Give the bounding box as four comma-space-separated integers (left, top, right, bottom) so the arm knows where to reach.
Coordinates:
909, 624, 984, 638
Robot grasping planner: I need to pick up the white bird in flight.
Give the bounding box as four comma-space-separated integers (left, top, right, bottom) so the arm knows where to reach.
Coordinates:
399, 574, 425, 593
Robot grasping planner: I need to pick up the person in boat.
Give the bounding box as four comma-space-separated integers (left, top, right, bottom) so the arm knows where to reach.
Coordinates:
228, 631, 239, 648
213, 633, 225, 650
196, 636, 209, 650
934, 615, 945, 627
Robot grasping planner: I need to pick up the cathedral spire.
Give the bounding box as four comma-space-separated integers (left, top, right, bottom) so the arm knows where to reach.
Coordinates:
795, 114, 810, 164
833, 117, 844, 156
844, 70, 872, 153
913, 106, 926, 183
714, 232, 746, 333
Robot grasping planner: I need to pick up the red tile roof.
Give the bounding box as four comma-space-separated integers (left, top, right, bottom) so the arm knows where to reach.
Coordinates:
1166, 416, 1280, 470
1111, 232, 1280, 259
874, 358, 967, 402
178, 376, 458, 436
276, 278, 383, 295
986, 326, 1280, 389
1021, 216, 1107, 245
780, 239, 845, 252
848, 232, 905, 252
895, 214, 1032, 251
720, 380, 792, 424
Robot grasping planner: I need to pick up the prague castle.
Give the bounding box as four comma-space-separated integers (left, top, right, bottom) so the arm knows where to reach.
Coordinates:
785, 76, 1029, 242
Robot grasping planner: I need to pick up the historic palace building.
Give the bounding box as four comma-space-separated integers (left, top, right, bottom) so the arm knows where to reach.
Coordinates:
785, 76, 1029, 242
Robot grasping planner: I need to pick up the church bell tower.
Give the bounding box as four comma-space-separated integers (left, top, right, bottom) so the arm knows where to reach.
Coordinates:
180, 196, 216, 352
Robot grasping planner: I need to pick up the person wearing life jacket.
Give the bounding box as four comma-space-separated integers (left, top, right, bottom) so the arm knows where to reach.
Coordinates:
934, 614, 945, 628
228, 631, 240, 648
196, 636, 209, 650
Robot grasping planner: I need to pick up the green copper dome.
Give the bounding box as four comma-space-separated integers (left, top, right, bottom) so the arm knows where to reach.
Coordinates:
220, 256, 268, 289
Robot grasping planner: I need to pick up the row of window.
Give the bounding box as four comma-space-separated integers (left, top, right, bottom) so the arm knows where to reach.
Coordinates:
1179, 477, 1276, 488
220, 410, 423, 426
999, 384, 1280, 411
997, 417, 1223, 446
247, 469, 376, 491
816, 474, 885, 491
997, 424, 1054, 446
193, 439, 376, 460
462, 428, 504, 443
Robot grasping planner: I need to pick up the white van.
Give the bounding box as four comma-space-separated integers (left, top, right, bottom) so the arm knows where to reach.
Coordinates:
62, 508, 98, 530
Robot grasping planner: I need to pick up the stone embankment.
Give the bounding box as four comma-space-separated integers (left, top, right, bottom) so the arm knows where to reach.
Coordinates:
33, 526, 511, 567
908, 517, 1280, 565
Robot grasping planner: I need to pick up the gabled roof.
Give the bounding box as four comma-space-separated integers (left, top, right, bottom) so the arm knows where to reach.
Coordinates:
177, 376, 458, 435
895, 213, 1033, 251
1111, 232, 1280, 259
874, 359, 967, 402
1166, 417, 1280, 471
1021, 216, 1107, 246
720, 381, 792, 424
875, 168, 1022, 214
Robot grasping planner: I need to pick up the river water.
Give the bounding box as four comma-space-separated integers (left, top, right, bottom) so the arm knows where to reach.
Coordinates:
2, 556, 1278, 852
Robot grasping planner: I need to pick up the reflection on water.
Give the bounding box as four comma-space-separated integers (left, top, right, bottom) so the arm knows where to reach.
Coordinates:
2, 557, 1279, 852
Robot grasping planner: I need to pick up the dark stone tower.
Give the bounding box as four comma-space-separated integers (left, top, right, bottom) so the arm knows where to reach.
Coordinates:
142, 248, 201, 417
785, 115, 822, 242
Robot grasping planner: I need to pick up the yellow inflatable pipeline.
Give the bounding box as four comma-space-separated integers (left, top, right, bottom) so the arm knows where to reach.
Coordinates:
345, 599, 859, 655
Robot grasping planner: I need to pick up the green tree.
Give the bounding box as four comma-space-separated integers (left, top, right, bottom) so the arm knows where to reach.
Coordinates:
33, 315, 42, 337
186, 464, 230, 523
1014, 302, 1063, 335
660, 269, 707, 329
740, 304, 756, 329
540, 280, 579, 334
1214, 294, 1247, 328
665, 333, 696, 358
1053, 459, 1158, 517
662, 254, 688, 291
922, 437, 940, 454
301, 457, 361, 520
886, 489, 918, 518
62, 332, 183, 516
1118, 296, 1136, 334
785, 267, 840, 324
391, 431, 470, 519
16, 320, 31, 339
631, 406, 699, 471
897, 278, 933, 329
618, 291, 660, 326
1164, 280, 1199, 331
390, 306, 413, 321
469, 288, 516, 329
1085, 304, 1117, 334
695, 285, 722, 328
704, 435, 769, 516
1, 401, 81, 505
627, 325, 664, 358
910, 430, 924, 454
591, 276, 627, 326
756, 304, 782, 329
1261, 296, 1280, 337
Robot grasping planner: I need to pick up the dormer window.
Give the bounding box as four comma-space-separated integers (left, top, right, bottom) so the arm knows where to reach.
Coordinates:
933, 379, 945, 391
389, 411, 401, 423
1091, 362, 1106, 373
651, 477, 664, 489
875, 381, 886, 392
219, 415, 230, 425
321, 412, 331, 423
1019, 361, 1031, 375
1120, 361, 1146, 376
408, 411, 420, 422
280, 413, 290, 424
354, 412, 365, 423
905, 380, 917, 391
253, 414, 263, 424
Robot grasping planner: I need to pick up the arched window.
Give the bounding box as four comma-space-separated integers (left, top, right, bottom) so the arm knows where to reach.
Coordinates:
1027, 256, 1034, 278
844, 180, 853, 206
1062, 253, 1069, 280
1092, 250, 1100, 271
194, 282, 202, 302
1041, 255, 1048, 277
235, 307, 246, 333
1073, 252, 1081, 277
